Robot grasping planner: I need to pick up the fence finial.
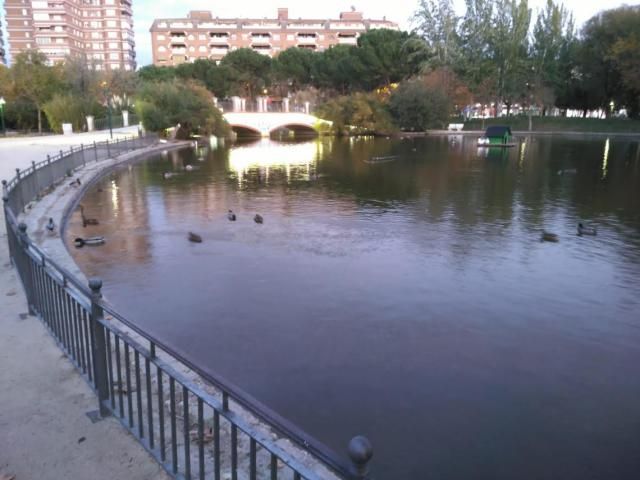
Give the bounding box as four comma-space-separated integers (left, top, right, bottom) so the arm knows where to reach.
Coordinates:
348, 435, 373, 479
89, 277, 103, 296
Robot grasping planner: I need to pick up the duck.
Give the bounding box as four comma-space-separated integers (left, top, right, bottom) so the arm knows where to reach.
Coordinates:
185, 165, 194, 172
74, 236, 105, 248
254, 214, 263, 224
557, 168, 577, 176
577, 223, 597, 236
79, 205, 99, 227
541, 230, 559, 242
69, 178, 82, 187
227, 210, 237, 221
162, 172, 173, 180
188, 232, 203, 243
46, 217, 56, 233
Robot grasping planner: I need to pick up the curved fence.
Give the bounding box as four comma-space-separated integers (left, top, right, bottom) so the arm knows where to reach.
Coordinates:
1, 136, 373, 480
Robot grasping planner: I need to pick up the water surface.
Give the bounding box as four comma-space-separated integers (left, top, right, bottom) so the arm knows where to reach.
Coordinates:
68, 135, 640, 479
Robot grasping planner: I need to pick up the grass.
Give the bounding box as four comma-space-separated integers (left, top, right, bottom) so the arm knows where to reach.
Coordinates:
463, 116, 640, 133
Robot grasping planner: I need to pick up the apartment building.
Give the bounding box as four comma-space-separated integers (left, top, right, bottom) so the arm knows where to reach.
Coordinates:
150, 8, 399, 66
1, 16, 5, 64
4, 0, 135, 70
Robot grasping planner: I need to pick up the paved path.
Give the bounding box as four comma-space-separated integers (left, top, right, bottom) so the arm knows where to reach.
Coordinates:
0, 128, 170, 480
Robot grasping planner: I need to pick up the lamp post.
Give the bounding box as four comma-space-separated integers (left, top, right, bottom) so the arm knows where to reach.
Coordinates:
0, 97, 6, 136
101, 82, 113, 139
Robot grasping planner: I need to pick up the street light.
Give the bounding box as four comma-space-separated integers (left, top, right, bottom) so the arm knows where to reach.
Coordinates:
100, 81, 113, 139
0, 97, 6, 136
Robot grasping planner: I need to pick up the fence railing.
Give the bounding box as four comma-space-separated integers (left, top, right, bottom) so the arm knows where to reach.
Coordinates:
2, 137, 373, 480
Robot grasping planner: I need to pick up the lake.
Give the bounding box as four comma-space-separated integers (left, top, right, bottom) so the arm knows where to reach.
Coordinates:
67, 135, 640, 479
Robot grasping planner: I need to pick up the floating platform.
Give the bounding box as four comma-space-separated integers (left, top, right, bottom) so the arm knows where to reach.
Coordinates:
477, 142, 517, 148
364, 155, 399, 164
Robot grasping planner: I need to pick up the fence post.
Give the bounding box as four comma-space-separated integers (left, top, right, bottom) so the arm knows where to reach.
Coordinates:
15, 168, 25, 212
93, 141, 98, 162
81, 143, 86, 167
89, 278, 111, 417
106, 139, 111, 158
348, 436, 373, 479
17, 223, 37, 315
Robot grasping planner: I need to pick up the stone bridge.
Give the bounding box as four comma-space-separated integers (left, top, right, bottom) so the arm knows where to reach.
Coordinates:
223, 112, 331, 137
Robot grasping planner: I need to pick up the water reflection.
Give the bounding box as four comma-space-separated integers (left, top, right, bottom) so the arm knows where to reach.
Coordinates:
68, 136, 640, 479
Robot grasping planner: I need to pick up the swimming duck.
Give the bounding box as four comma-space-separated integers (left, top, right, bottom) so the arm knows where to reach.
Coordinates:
185, 165, 194, 172
227, 210, 237, 221
577, 223, 597, 236
162, 172, 173, 179
254, 214, 263, 224
541, 230, 559, 242
74, 236, 105, 248
79, 205, 99, 227
557, 168, 577, 176
188, 232, 203, 243
46, 217, 56, 233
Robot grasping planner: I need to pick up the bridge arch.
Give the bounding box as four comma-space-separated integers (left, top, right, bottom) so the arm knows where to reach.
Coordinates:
230, 124, 262, 137
269, 123, 318, 138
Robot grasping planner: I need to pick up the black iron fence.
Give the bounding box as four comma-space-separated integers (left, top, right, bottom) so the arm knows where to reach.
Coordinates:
2, 137, 373, 480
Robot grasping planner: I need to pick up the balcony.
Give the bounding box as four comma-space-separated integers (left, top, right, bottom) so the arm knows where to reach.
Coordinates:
210, 45, 230, 55
338, 33, 358, 45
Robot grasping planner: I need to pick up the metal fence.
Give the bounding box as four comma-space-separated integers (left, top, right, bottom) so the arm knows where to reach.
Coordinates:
94, 113, 140, 132
2, 137, 373, 480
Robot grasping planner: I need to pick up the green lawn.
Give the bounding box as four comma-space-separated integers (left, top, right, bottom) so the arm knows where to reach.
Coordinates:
464, 116, 640, 133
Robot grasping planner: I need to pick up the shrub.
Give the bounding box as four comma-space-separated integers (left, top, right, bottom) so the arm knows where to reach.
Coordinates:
388, 80, 451, 131
135, 81, 230, 138
316, 92, 396, 136
43, 94, 103, 133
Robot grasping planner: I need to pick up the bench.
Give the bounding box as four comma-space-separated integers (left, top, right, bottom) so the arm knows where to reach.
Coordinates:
447, 123, 464, 131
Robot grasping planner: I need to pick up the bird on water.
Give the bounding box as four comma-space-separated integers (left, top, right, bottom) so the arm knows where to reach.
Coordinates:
254, 214, 263, 224
188, 232, 203, 243
227, 210, 237, 221
577, 223, 597, 236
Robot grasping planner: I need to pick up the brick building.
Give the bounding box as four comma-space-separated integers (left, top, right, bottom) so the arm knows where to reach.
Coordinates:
3, 0, 135, 70
150, 8, 398, 66
1, 12, 5, 64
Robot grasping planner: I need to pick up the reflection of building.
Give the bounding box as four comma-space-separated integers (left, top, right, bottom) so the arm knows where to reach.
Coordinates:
4, 0, 135, 70
150, 8, 398, 66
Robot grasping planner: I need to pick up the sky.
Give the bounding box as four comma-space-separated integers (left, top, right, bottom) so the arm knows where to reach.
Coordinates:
132, 0, 635, 66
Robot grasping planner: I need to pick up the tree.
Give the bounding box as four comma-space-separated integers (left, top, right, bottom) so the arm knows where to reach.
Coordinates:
135, 81, 229, 137
272, 48, 317, 93
389, 80, 451, 131
311, 44, 364, 93
490, 0, 532, 112
355, 29, 423, 89
458, 0, 498, 101
583, 5, 640, 117
137, 65, 177, 83
530, 0, 573, 113
413, 0, 460, 69
219, 48, 272, 98
43, 94, 103, 133
316, 93, 396, 136
12, 50, 63, 133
